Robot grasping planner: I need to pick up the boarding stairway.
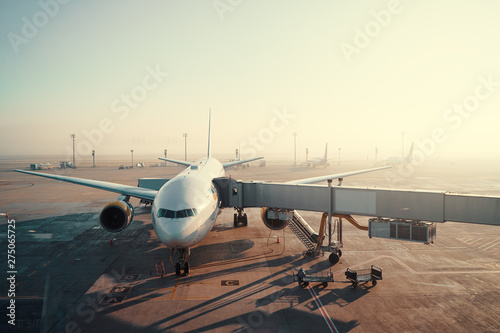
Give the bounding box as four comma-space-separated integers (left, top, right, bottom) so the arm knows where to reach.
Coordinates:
288, 211, 320, 255
287, 211, 368, 257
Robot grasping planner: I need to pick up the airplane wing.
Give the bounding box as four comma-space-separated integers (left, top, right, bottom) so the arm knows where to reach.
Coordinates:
286, 166, 391, 185
14, 169, 157, 201
222, 157, 264, 169
158, 157, 192, 167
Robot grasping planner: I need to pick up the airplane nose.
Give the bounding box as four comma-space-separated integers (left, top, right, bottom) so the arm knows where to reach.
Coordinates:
157, 219, 194, 245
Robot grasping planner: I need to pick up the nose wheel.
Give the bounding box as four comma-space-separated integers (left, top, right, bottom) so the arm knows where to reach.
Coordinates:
173, 248, 191, 276
174, 262, 190, 275
233, 208, 248, 227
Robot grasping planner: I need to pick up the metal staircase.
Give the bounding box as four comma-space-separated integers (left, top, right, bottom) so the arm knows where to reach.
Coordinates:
287, 211, 318, 254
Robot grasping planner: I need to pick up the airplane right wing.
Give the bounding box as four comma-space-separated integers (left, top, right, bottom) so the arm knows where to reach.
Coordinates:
286, 166, 391, 185
222, 157, 264, 169
14, 169, 157, 201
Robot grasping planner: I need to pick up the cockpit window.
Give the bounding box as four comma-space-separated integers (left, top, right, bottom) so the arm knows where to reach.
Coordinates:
177, 210, 188, 218
158, 208, 198, 219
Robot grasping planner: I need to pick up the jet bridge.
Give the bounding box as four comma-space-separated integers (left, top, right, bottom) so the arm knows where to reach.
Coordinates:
213, 176, 500, 262
213, 177, 500, 225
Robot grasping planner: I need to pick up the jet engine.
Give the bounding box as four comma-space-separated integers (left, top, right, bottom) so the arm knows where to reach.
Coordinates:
99, 200, 134, 232
261, 207, 289, 230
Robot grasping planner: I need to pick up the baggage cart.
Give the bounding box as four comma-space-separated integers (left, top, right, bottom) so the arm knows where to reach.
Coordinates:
293, 268, 334, 287
345, 265, 382, 288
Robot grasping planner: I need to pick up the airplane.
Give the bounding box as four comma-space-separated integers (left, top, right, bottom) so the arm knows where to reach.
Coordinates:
379, 142, 414, 166
300, 143, 329, 168
14, 112, 390, 276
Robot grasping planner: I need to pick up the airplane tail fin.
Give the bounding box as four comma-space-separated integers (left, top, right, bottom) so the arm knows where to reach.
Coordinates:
207, 108, 212, 158
406, 142, 414, 161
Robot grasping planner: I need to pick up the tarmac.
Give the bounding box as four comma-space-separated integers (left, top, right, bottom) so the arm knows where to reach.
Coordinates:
1, 160, 500, 332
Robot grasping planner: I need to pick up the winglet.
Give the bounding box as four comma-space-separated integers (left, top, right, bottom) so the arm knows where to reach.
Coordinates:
207, 108, 212, 159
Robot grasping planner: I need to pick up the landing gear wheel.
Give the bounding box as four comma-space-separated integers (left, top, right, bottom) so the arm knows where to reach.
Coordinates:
175, 263, 181, 276
329, 253, 340, 265
184, 262, 190, 275
243, 213, 248, 226
338, 250, 342, 258
352, 282, 358, 289
372, 280, 377, 286
233, 213, 238, 227
322, 282, 328, 288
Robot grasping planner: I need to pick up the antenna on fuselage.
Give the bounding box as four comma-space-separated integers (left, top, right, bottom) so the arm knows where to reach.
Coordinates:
207, 108, 212, 158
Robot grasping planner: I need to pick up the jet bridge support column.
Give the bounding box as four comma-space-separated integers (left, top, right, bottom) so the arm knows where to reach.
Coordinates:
326, 179, 344, 265
328, 179, 332, 252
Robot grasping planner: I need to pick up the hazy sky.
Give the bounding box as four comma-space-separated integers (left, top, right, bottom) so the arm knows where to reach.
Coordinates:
1, 0, 499, 161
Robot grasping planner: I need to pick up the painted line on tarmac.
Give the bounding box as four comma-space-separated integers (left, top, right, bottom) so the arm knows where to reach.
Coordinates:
307, 284, 338, 333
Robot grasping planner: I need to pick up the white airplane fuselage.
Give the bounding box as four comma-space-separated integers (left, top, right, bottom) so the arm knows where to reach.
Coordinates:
151, 157, 225, 249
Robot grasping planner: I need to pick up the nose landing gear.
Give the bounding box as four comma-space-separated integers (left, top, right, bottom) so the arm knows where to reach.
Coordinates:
233, 208, 248, 227
172, 247, 190, 276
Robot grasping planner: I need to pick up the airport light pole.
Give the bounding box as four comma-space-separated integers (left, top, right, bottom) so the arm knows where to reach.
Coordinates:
183, 133, 188, 161
92, 150, 95, 168
401, 132, 405, 157
164, 149, 167, 167
70, 134, 76, 167
306, 148, 309, 162
131, 150, 134, 167
292, 132, 298, 166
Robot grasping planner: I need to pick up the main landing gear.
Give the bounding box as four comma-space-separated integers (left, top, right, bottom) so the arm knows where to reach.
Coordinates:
233, 208, 248, 227
172, 248, 190, 276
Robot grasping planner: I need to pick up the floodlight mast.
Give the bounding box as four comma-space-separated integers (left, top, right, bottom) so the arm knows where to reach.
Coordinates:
70, 134, 76, 167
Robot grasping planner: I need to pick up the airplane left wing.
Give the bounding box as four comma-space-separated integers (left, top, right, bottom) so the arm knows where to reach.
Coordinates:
14, 169, 157, 201
222, 157, 264, 169
286, 166, 391, 185
158, 157, 192, 167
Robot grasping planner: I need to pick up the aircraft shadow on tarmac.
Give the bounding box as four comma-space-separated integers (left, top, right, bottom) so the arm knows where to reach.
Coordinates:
182, 308, 360, 333
9, 210, 375, 332
69, 253, 368, 332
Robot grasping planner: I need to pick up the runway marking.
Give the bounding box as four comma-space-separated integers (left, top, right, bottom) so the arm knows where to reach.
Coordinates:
478, 239, 499, 249
43, 260, 51, 267
483, 241, 500, 251
307, 284, 338, 333
57, 252, 64, 257
27, 271, 36, 277
468, 238, 484, 246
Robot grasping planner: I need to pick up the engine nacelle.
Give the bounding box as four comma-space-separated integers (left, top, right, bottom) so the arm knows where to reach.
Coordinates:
99, 200, 134, 232
261, 207, 289, 230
